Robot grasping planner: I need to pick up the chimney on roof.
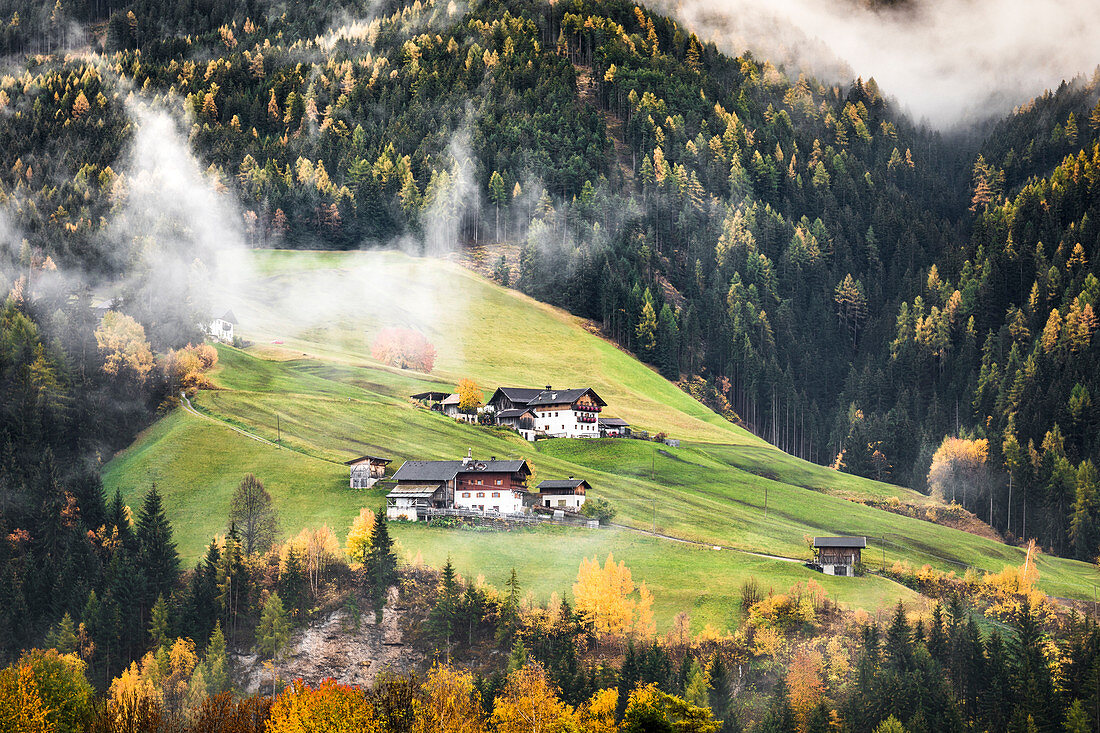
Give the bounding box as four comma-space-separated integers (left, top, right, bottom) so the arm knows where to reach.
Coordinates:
569, 476, 574, 480
545, 385, 552, 390
463, 448, 472, 466
490, 456, 497, 461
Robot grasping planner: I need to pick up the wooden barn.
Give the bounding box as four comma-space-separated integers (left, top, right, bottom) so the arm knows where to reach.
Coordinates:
345, 455, 391, 489
812, 536, 866, 576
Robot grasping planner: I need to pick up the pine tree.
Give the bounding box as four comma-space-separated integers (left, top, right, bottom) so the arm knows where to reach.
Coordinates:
204, 622, 230, 696
256, 592, 291, 697
758, 675, 797, 733
365, 508, 396, 622
136, 484, 179, 604
279, 548, 307, 618
149, 594, 170, 650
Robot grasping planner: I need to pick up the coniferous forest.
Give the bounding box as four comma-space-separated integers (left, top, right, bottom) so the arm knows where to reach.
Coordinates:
1, 0, 1100, 729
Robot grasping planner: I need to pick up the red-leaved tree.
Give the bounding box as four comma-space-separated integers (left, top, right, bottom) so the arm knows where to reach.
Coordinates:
371, 328, 437, 372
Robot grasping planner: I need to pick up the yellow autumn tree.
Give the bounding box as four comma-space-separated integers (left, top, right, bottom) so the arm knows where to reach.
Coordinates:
490, 664, 573, 733
457, 378, 482, 413
573, 553, 638, 637
418, 664, 486, 733
285, 526, 341, 597
575, 687, 618, 733
927, 437, 990, 506
345, 507, 376, 566
95, 311, 154, 383
0, 663, 53, 733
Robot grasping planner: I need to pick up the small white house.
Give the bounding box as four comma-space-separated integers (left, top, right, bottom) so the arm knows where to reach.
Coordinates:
535, 478, 590, 511
209, 310, 238, 342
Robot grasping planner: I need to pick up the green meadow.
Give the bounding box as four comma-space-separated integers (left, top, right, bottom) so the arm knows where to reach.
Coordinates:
102, 250, 1098, 629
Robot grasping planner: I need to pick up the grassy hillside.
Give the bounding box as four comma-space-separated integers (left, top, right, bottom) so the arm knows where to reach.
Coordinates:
103, 250, 1098, 628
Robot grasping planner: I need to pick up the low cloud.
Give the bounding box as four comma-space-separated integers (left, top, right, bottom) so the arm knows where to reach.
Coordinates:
663, 0, 1100, 127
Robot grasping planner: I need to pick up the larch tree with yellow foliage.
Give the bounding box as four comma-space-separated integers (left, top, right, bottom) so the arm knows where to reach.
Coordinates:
490, 663, 574, 733
573, 553, 655, 639
927, 436, 990, 507
419, 664, 486, 733
345, 507, 376, 566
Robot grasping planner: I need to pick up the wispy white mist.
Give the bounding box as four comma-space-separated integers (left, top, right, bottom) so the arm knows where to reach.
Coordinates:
664, 0, 1100, 127
100, 102, 252, 345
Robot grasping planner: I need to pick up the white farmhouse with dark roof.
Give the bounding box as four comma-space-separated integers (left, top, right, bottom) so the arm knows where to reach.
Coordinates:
487, 386, 606, 439
535, 478, 590, 510
208, 310, 238, 342
386, 451, 531, 520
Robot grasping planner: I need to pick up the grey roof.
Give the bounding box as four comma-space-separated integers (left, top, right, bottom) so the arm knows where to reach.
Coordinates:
411, 391, 451, 401
344, 455, 392, 466
599, 417, 629, 427
813, 536, 867, 548
491, 387, 546, 404
527, 387, 606, 407
386, 483, 445, 498
218, 310, 238, 324
496, 408, 534, 419
537, 479, 589, 491
440, 394, 461, 405
393, 458, 530, 482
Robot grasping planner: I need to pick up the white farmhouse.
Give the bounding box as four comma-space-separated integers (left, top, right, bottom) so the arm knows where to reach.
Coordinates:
487, 386, 606, 439
535, 478, 590, 511
208, 310, 238, 342
386, 452, 532, 520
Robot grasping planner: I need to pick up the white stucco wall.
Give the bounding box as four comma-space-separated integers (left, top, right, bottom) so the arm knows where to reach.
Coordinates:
454, 488, 524, 514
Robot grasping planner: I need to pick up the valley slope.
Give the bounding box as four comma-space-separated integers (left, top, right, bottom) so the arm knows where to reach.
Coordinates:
103, 249, 1097, 628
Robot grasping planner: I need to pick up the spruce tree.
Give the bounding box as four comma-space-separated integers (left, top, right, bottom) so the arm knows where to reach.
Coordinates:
149, 594, 170, 650
616, 640, 639, 722
758, 675, 797, 733
279, 547, 307, 618
365, 508, 396, 622
204, 622, 230, 696
708, 652, 731, 720
1010, 598, 1057, 731
136, 484, 179, 603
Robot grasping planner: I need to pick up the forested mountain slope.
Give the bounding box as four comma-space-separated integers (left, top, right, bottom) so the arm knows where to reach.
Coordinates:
2, 0, 1100, 668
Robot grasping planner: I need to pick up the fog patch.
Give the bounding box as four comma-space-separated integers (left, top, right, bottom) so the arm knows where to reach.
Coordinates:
663, 0, 1100, 127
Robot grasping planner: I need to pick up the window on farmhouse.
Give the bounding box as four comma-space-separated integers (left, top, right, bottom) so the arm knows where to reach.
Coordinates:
477, 492, 485, 498
492, 492, 500, 498
462, 492, 470, 498
495, 479, 502, 485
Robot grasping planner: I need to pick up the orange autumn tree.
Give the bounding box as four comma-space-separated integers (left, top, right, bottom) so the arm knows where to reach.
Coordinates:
371, 328, 436, 372
573, 553, 655, 638
787, 648, 827, 728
